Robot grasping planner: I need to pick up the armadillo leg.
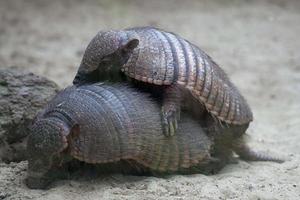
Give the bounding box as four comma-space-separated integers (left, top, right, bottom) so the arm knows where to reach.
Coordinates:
233, 137, 285, 163
205, 115, 248, 138
162, 85, 181, 137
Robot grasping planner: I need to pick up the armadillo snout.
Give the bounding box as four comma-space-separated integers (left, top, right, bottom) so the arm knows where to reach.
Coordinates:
73, 64, 97, 85
26, 163, 53, 189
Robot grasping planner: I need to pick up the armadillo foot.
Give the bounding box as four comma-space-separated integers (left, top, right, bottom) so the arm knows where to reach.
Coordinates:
161, 107, 179, 137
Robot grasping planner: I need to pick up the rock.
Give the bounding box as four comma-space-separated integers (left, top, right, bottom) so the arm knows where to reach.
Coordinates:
0, 67, 59, 163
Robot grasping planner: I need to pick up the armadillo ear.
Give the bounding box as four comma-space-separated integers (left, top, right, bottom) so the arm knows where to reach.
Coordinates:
122, 39, 139, 52
61, 124, 80, 154
69, 124, 80, 140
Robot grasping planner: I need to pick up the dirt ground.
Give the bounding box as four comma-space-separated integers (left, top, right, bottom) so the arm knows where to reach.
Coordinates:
0, 0, 300, 199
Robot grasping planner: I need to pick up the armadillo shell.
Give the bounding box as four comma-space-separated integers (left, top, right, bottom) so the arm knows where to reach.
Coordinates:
122, 27, 253, 125
44, 83, 213, 173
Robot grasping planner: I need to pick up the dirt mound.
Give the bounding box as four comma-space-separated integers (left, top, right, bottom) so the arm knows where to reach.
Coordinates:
0, 68, 59, 163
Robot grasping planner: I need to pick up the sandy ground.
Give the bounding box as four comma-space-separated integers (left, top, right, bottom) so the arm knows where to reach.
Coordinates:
0, 0, 300, 199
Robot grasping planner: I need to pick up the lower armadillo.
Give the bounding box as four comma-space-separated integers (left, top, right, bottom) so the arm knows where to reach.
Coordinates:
26, 83, 283, 189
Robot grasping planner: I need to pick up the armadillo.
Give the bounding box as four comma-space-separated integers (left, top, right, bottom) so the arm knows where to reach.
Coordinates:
73, 26, 253, 137
26, 83, 216, 189
26, 83, 282, 189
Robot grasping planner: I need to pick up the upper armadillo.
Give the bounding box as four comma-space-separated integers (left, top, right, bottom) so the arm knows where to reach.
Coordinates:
26, 83, 282, 189
73, 26, 253, 136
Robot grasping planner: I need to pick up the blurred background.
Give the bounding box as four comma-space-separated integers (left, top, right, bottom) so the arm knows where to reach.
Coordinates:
0, 0, 300, 199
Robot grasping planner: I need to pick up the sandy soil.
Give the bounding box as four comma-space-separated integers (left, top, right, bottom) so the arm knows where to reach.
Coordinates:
0, 0, 300, 199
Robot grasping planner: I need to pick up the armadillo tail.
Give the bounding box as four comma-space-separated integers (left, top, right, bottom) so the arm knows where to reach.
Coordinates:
233, 139, 285, 163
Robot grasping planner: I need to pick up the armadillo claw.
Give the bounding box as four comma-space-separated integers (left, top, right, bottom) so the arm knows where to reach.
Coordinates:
162, 109, 178, 137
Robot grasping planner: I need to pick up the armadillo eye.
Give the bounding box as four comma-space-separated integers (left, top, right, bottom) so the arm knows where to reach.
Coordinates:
121, 48, 128, 56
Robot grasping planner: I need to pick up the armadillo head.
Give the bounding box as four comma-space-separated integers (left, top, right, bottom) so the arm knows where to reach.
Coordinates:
73, 30, 139, 85
26, 118, 70, 189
